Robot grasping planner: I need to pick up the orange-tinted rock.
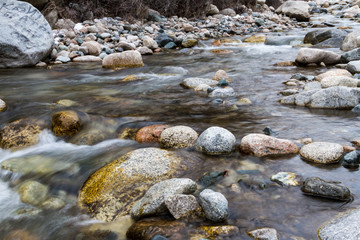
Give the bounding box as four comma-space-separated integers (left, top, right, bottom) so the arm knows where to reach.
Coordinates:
343, 145, 356, 152
212, 70, 230, 81
240, 134, 299, 157
52, 110, 82, 137
210, 49, 233, 54
135, 124, 169, 143
212, 40, 221, 46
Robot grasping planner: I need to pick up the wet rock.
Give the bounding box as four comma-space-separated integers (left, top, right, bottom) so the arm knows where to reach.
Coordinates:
286, 87, 360, 109
131, 178, 197, 219
240, 134, 298, 157
0, 99, 7, 112
72, 56, 102, 62
304, 82, 321, 91
182, 38, 198, 48
295, 48, 341, 65
304, 29, 347, 45
341, 28, 360, 51
181, 78, 218, 89
301, 177, 351, 201
198, 171, 227, 189
280, 89, 299, 96
41, 197, 66, 210
195, 126, 236, 155
0, 118, 43, 150
102, 50, 144, 68
164, 42, 177, 49
276, 1, 310, 21
196, 225, 239, 239
165, 194, 201, 219
55, 56, 71, 63
318, 208, 360, 240
18, 180, 49, 206
236, 98, 252, 105
341, 48, 360, 63
199, 189, 228, 222
1, 155, 76, 176
151, 235, 168, 240
5, 229, 40, 240
143, 36, 158, 50
320, 76, 358, 88
52, 110, 82, 138
117, 41, 136, 51
341, 150, 360, 169
0, 0, 53, 68
160, 126, 198, 149
352, 104, 360, 112
270, 172, 301, 186
347, 60, 360, 74
208, 87, 236, 98
155, 33, 173, 47
81, 41, 101, 56
126, 219, 186, 240
210, 49, 234, 54
244, 34, 266, 43
265, 36, 302, 46
79, 148, 198, 221
248, 227, 279, 240
212, 70, 230, 81
263, 126, 277, 136
300, 142, 343, 164
194, 84, 211, 92
136, 124, 169, 143
315, 69, 352, 81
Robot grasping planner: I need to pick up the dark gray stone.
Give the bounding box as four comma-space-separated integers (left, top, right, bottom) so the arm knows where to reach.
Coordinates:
341, 150, 360, 169
155, 33, 173, 47
304, 29, 347, 45
301, 177, 351, 201
347, 60, 360, 74
164, 42, 177, 49
0, 0, 53, 68
341, 48, 360, 63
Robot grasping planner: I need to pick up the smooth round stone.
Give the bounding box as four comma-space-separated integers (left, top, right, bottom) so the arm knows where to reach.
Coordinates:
0, 99, 7, 112
18, 180, 49, 206
160, 126, 198, 149
300, 142, 344, 164
195, 126, 236, 155
198, 189, 228, 222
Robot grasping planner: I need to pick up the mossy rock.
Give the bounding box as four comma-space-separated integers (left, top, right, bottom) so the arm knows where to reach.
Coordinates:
0, 118, 44, 150
52, 110, 83, 138
78, 147, 198, 222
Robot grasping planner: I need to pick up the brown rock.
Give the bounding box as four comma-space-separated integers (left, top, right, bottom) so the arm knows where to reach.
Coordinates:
183, 23, 194, 32
210, 49, 233, 54
52, 110, 82, 137
212, 70, 230, 81
274, 61, 296, 66
243, 35, 266, 43
102, 50, 144, 68
126, 219, 187, 240
240, 134, 299, 157
164, 194, 201, 219
0, 118, 43, 150
343, 145, 356, 152
196, 225, 239, 239
81, 41, 101, 56
136, 124, 169, 143
137, 46, 153, 55
351, 137, 360, 147
212, 40, 221, 46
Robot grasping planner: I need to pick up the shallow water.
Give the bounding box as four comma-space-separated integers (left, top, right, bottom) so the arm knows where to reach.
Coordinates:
1, 13, 360, 239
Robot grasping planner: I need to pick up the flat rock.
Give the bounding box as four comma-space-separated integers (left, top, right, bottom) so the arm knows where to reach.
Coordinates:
318, 208, 360, 240
102, 50, 144, 68
181, 78, 218, 89
248, 227, 279, 240
195, 126, 236, 155
79, 148, 198, 221
296, 48, 341, 65
72, 56, 102, 62
131, 178, 197, 219
0, 0, 53, 68
301, 177, 351, 201
18, 180, 49, 206
240, 134, 298, 157
320, 76, 358, 88
243, 34, 266, 43
160, 126, 198, 149
300, 142, 344, 164
315, 69, 352, 81
208, 87, 236, 98
164, 194, 201, 219
199, 189, 228, 222
304, 29, 347, 45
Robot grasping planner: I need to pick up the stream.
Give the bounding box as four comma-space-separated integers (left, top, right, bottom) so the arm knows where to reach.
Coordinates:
0, 12, 360, 240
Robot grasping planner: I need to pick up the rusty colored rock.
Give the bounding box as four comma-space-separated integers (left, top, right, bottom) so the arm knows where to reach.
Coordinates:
240, 134, 298, 157
136, 124, 169, 143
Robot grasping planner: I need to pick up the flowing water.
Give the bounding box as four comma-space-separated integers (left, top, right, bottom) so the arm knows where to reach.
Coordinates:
0, 13, 360, 239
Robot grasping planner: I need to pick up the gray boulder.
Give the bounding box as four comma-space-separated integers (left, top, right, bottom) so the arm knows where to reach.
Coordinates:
347, 60, 360, 74
301, 177, 351, 201
199, 189, 228, 222
181, 78, 218, 89
300, 142, 344, 164
320, 76, 358, 88
164, 194, 201, 219
131, 178, 197, 219
276, 1, 310, 21
341, 48, 360, 63
318, 208, 360, 240
0, 0, 53, 68
295, 48, 341, 65
208, 87, 236, 98
195, 126, 236, 155
341, 28, 360, 52
304, 29, 347, 45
